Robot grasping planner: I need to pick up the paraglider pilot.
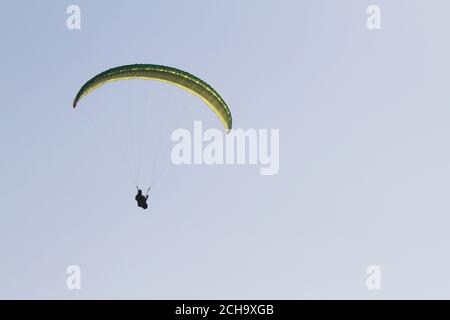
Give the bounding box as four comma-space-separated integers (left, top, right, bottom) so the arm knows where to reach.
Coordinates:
135, 188, 149, 210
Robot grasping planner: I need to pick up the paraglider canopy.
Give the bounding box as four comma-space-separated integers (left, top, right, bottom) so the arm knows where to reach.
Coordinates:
73, 64, 232, 131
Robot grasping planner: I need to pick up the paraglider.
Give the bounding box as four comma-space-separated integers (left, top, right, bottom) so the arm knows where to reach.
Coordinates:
73, 64, 232, 209
135, 187, 150, 210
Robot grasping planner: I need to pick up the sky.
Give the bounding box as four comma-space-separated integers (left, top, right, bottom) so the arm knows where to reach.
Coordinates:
1, 0, 450, 299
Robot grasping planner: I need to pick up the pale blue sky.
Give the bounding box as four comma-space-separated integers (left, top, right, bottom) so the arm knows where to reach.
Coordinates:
1, 0, 450, 299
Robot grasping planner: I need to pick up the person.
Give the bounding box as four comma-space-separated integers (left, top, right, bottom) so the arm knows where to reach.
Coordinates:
135, 188, 149, 209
